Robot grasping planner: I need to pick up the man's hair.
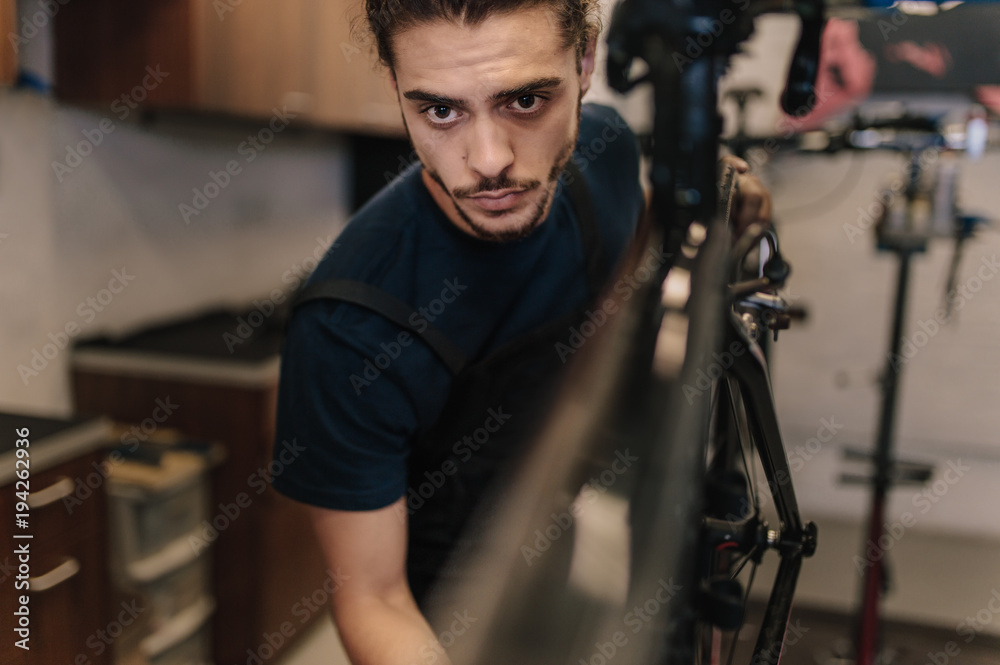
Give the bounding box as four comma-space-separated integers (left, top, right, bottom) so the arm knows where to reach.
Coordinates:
362, 0, 602, 72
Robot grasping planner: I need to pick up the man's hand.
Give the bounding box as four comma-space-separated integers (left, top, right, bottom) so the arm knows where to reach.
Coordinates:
640, 155, 772, 236
722, 155, 772, 237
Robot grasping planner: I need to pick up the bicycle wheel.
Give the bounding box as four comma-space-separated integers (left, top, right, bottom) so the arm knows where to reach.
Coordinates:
416, 171, 737, 665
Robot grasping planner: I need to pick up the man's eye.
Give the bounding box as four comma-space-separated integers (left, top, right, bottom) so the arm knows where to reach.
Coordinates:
426, 106, 458, 124
513, 95, 540, 111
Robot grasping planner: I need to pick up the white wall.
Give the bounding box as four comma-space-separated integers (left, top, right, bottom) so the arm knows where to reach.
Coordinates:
0, 89, 351, 415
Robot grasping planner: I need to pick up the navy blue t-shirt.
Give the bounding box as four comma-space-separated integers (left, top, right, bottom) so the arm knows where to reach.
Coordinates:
272, 103, 644, 510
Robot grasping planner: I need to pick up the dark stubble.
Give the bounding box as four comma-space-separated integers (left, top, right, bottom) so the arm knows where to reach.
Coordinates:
413, 97, 582, 243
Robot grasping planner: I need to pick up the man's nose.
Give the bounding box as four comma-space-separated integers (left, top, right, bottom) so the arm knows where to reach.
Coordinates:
466, 119, 514, 180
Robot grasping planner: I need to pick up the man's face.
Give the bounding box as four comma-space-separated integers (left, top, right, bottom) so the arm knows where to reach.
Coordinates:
391, 6, 595, 242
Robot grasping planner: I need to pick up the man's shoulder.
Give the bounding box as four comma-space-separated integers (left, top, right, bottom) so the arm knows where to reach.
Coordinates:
573, 103, 644, 265
308, 164, 428, 287
580, 103, 633, 134
579, 103, 637, 151
576, 103, 641, 182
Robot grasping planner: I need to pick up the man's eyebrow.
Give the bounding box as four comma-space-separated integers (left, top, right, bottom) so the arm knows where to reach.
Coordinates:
402, 89, 467, 109
402, 77, 564, 108
491, 77, 563, 102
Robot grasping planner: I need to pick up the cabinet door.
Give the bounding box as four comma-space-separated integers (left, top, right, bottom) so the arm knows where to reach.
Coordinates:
0, 0, 17, 85
54, 0, 193, 106
308, 0, 403, 135
194, 0, 404, 132
51, 0, 405, 130
192, 0, 313, 119
0, 450, 110, 665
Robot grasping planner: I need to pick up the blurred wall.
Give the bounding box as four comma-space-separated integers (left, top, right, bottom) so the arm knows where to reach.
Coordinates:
590, 8, 1000, 631
0, 89, 350, 415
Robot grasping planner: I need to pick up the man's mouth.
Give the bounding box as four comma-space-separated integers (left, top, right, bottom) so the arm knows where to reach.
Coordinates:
466, 188, 528, 212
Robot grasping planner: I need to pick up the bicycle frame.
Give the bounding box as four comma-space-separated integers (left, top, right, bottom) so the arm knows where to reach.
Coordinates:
722, 310, 818, 663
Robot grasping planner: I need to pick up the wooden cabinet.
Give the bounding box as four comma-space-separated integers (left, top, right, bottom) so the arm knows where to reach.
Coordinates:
0, 0, 16, 85
71, 309, 327, 665
54, 0, 403, 134
306, 0, 403, 132
191, 0, 313, 120
0, 448, 111, 665
54, 0, 195, 108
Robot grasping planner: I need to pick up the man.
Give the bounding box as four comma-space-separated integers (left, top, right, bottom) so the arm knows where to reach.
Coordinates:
272, 1, 770, 663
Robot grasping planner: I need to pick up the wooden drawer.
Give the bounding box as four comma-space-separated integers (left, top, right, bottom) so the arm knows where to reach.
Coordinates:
0, 449, 110, 665
73, 358, 325, 665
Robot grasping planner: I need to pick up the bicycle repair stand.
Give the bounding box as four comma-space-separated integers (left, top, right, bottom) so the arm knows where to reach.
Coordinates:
839, 140, 986, 665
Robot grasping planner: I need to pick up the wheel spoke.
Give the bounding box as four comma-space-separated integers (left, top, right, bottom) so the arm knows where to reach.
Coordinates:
728, 543, 760, 582
726, 557, 759, 665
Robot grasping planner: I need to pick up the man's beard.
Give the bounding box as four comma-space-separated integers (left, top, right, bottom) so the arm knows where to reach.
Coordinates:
408, 99, 582, 243
426, 136, 576, 243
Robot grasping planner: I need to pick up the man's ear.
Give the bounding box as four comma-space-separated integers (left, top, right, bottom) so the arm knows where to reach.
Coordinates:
579, 37, 597, 97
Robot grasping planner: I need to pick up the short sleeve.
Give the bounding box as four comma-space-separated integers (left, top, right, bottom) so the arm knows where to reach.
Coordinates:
579, 104, 645, 268
271, 300, 430, 511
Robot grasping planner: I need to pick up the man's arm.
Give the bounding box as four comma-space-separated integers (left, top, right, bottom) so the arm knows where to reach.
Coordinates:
308, 498, 448, 665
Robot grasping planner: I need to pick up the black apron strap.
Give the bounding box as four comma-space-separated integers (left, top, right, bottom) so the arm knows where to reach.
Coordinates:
292, 279, 468, 375
291, 162, 603, 378
564, 159, 608, 299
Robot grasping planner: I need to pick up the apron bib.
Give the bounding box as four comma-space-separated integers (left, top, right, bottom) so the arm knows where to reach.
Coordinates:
293, 161, 608, 611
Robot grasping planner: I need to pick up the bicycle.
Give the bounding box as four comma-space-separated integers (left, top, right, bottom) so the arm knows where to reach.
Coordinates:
417, 1, 830, 663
